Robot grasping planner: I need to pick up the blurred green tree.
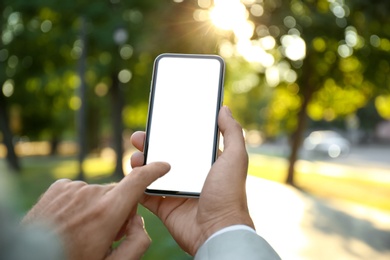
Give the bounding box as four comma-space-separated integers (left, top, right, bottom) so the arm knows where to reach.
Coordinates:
2, 0, 169, 177
1, 0, 222, 177
208, 0, 390, 186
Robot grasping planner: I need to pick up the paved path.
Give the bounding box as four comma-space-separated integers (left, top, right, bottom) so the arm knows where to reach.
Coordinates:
246, 176, 390, 260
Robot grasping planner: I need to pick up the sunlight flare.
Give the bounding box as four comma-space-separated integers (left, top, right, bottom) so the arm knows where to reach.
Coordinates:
209, 0, 248, 31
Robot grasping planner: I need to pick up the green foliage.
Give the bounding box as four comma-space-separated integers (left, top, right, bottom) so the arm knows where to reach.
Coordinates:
2, 0, 390, 145
212, 0, 390, 136
1, 0, 224, 144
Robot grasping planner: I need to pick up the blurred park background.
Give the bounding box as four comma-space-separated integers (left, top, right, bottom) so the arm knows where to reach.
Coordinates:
1, 0, 390, 259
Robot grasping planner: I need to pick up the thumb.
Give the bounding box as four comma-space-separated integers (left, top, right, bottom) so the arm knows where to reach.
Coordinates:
106, 215, 151, 260
218, 106, 246, 155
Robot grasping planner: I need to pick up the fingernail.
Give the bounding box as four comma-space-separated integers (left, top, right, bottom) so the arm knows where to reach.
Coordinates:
136, 215, 145, 229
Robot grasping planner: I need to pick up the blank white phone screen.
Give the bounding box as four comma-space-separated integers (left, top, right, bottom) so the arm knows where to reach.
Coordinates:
146, 55, 223, 194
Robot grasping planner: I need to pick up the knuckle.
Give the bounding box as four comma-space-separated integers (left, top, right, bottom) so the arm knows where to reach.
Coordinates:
70, 180, 88, 187
46, 179, 72, 195
50, 178, 71, 188
130, 166, 142, 176
128, 167, 145, 182
75, 184, 104, 200
55, 178, 72, 183
66, 180, 89, 195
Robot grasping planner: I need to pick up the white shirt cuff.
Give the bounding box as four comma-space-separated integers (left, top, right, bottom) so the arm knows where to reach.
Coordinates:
204, 225, 256, 245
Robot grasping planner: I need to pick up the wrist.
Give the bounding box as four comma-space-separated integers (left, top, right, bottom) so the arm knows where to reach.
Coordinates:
205, 213, 255, 239
192, 214, 255, 255
204, 224, 256, 244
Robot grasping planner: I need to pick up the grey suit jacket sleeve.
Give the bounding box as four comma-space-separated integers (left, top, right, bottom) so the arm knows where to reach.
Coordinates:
194, 229, 281, 260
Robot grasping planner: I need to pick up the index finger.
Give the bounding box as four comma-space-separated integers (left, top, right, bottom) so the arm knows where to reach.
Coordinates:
106, 162, 170, 212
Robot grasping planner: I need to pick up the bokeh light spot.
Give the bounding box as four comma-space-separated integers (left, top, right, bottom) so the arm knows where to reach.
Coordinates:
120, 44, 133, 60
370, 35, 380, 47
313, 37, 326, 52
250, 4, 264, 17
41, 20, 52, 33
281, 35, 306, 61
0, 49, 9, 62
95, 83, 109, 97
375, 95, 390, 119
338, 44, 352, 58
118, 69, 132, 83
69, 96, 81, 110
2, 79, 14, 97
328, 144, 341, 158
198, 0, 211, 9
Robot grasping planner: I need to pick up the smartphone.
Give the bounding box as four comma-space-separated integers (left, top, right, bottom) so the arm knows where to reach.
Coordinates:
143, 53, 225, 197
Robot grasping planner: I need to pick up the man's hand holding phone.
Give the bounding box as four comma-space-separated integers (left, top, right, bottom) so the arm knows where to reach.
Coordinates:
130, 106, 255, 256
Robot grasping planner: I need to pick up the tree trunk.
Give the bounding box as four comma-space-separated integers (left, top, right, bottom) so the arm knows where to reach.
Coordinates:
50, 136, 59, 156
0, 95, 20, 172
286, 55, 315, 186
286, 89, 312, 185
110, 73, 124, 180
0, 1, 20, 172
76, 16, 87, 180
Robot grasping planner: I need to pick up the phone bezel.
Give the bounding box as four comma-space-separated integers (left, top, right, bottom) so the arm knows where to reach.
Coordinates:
143, 53, 225, 197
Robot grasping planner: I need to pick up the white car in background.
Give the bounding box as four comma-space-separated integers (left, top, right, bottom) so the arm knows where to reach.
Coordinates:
303, 130, 351, 158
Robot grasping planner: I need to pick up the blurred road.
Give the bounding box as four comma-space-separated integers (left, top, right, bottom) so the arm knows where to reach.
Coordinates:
328, 144, 390, 169
246, 176, 390, 260
247, 143, 390, 169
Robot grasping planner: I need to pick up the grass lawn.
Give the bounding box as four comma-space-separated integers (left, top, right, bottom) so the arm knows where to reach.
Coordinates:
1, 152, 389, 258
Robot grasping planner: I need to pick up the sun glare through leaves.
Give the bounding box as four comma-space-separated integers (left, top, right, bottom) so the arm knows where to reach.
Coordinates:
206, 0, 304, 87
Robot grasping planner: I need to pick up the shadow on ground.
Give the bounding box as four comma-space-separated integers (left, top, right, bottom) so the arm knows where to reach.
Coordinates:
246, 176, 390, 260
